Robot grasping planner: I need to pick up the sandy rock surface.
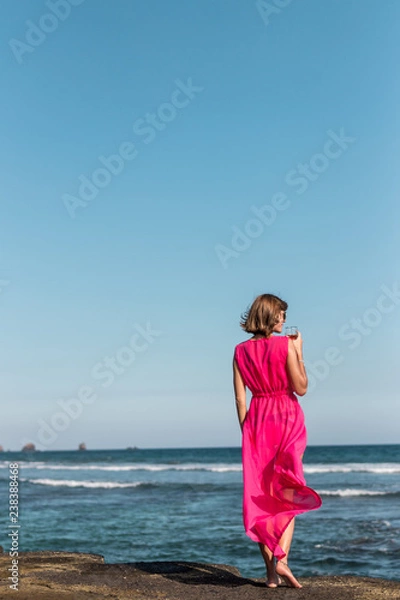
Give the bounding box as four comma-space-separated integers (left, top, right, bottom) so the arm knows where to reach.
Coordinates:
0, 551, 399, 600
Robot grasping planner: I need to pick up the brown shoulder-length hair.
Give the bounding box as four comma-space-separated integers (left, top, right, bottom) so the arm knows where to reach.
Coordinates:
240, 294, 288, 337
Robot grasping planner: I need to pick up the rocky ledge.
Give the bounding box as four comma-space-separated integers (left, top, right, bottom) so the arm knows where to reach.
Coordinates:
0, 551, 399, 600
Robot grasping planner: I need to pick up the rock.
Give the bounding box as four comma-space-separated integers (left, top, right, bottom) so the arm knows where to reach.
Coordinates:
21, 443, 36, 452
78, 443, 87, 451
0, 551, 398, 600
0, 445, 4, 452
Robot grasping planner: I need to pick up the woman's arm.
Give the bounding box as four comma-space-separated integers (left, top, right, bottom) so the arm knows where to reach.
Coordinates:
233, 358, 247, 431
286, 333, 308, 396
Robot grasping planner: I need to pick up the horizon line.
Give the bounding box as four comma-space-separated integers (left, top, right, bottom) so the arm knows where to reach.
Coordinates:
1, 442, 399, 453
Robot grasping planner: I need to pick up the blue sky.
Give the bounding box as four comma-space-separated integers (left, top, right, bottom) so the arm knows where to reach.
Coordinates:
1, 0, 399, 450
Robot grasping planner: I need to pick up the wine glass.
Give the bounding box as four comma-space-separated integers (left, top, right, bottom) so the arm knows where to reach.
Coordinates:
285, 326, 298, 339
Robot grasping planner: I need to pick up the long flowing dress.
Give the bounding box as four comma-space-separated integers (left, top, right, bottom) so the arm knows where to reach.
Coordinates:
234, 335, 322, 559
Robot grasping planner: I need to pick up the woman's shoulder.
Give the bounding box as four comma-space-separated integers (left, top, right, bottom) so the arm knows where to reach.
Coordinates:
233, 339, 252, 358
235, 335, 285, 344
234, 339, 248, 348
234, 335, 286, 349
266, 335, 289, 354
274, 334, 289, 349
233, 340, 246, 354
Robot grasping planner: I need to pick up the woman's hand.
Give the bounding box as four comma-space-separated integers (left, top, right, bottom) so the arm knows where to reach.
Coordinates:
292, 330, 303, 359
287, 335, 307, 396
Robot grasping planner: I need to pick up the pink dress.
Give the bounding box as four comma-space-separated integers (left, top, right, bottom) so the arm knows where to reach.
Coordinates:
234, 335, 322, 559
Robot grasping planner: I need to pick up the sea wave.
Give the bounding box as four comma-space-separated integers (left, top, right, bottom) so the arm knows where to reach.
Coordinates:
24, 478, 145, 489
3, 461, 400, 475
317, 488, 400, 497
0, 461, 47, 469
22, 480, 400, 498
304, 463, 400, 475
22, 478, 229, 491
9, 462, 243, 473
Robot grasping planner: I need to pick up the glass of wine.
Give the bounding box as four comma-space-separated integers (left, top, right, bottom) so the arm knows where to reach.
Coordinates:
285, 326, 299, 339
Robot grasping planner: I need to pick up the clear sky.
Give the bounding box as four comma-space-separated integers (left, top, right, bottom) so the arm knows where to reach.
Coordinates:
1, 0, 399, 451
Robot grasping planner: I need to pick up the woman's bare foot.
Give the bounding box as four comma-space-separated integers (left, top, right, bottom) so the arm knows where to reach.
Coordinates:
266, 573, 282, 588
276, 560, 302, 588
265, 561, 282, 588
258, 542, 283, 587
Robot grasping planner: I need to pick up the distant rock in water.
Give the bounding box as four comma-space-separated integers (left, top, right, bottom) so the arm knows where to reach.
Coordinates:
0, 445, 4, 452
22, 443, 36, 452
78, 443, 87, 451
126, 446, 138, 450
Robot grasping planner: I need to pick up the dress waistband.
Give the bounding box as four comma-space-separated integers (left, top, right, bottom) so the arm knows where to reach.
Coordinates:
252, 389, 292, 398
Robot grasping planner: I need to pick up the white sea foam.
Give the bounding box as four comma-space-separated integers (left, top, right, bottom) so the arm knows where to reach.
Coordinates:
317, 488, 390, 497
304, 463, 400, 475
0, 461, 46, 469
4, 461, 400, 475
25, 478, 144, 489
19, 462, 243, 473
24, 480, 398, 496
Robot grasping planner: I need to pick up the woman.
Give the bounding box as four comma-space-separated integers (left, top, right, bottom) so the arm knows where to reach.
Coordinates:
233, 293, 322, 588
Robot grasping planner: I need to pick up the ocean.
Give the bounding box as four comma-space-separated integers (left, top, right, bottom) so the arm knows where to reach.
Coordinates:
1, 444, 399, 581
